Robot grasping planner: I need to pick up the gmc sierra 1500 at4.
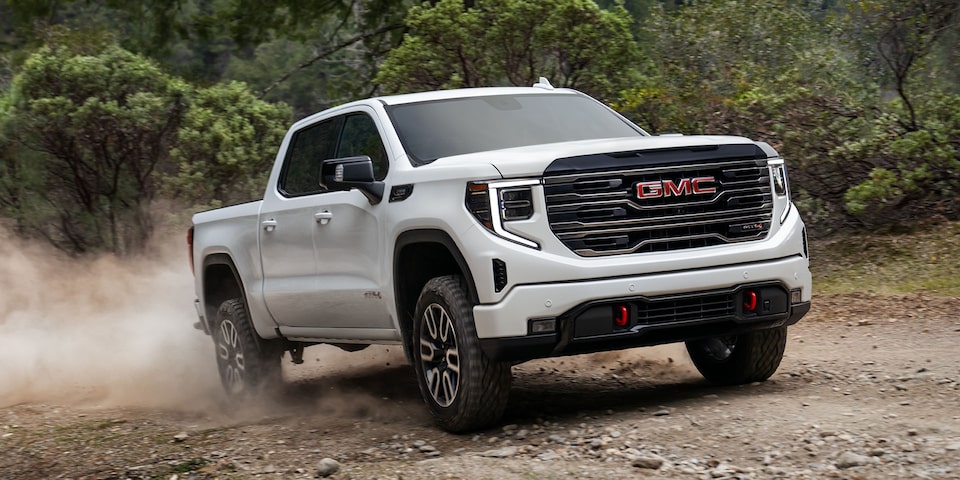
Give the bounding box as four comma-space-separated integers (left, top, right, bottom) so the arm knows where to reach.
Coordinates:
189, 79, 811, 432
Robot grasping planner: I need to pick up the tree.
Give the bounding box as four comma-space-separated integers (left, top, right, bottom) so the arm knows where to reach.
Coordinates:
375, 0, 639, 101
827, 0, 960, 226
166, 81, 291, 209
854, 0, 959, 131
616, 0, 875, 232
1, 36, 295, 253
2, 40, 188, 254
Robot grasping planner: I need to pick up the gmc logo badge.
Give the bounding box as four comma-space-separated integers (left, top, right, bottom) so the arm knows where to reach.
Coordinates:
636, 177, 717, 199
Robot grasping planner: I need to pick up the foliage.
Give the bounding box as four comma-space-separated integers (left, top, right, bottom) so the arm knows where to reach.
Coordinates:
2, 0, 188, 59
620, 0, 862, 133
616, 0, 862, 229
848, 0, 960, 131
166, 81, 291, 209
0, 38, 291, 254
2, 40, 188, 254
376, 0, 639, 101
837, 93, 960, 224
826, 0, 960, 226
617, 0, 959, 233
2, 0, 960, 253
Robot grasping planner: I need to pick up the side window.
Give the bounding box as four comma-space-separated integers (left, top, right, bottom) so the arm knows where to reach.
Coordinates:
279, 117, 343, 196
337, 113, 389, 180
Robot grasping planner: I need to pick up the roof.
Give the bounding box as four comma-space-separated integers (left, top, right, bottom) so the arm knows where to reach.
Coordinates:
374, 86, 578, 106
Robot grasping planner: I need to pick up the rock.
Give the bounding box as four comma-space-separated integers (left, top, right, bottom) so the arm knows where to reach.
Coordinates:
652, 409, 671, 416
835, 451, 871, 469
479, 446, 519, 458
945, 442, 960, 451
867, 448, 886, 457
537, 450, 559, 461
172, 432, 189, 443
316, 458, 341, 478
632, 455, 665, 469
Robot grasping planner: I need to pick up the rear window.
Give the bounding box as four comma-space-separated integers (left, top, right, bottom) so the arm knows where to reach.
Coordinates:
386, 94, 644, 164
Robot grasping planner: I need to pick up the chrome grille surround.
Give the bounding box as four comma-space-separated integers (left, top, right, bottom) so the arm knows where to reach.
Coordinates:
544, 158, 774, 257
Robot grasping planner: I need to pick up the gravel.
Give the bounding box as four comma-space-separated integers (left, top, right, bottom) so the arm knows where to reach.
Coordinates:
1, 294, 958, 479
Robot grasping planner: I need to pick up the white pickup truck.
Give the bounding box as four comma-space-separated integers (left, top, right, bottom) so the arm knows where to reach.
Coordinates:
189, 81, 811, 432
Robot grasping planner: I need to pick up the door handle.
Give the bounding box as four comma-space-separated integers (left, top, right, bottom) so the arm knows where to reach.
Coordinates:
262, 219, 277, 232
315, 211, 333, 225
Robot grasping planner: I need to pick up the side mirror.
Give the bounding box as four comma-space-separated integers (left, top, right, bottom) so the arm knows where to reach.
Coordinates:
320, 155, 384, 205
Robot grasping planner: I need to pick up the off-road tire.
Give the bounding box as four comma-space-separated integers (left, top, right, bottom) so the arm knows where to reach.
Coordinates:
412, 275, 512, 433
213, 298, 283, 397
685, 326, 787, 385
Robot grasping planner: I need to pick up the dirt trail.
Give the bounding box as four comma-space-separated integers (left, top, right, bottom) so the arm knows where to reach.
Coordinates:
2, 229, 959, 479
2, 289, 959, 479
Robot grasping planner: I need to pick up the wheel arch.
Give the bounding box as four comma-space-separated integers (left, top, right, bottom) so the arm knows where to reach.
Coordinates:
394, 229, 478, 362
201, 253, 247, 333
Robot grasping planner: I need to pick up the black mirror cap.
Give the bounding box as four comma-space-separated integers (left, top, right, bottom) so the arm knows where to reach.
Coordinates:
321, 155, 384, 205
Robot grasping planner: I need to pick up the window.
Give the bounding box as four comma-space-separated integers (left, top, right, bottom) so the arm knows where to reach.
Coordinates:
386, 93, 644, 164
338, 114, 389, 180
279, 117, 343, 197
278, 112, 389, 197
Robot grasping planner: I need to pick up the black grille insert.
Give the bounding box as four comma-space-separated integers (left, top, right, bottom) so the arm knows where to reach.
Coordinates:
544, 156, 774, 256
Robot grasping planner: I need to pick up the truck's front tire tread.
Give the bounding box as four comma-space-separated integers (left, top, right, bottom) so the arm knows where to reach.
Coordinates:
685, 326, 787, 385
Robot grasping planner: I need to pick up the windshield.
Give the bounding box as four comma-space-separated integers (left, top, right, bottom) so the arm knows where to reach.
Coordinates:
386, 93, 645, 164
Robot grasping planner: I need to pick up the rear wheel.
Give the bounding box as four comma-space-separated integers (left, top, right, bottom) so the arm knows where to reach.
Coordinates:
412, 276, 511, 433
213, 298, 282, 397
685, 326, 787, 385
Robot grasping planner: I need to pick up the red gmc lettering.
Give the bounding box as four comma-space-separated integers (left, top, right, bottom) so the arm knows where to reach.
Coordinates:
636, 181, 663, 198
692, 177, 717, 194
663, 179, 692, 196
636, 176, 717, 199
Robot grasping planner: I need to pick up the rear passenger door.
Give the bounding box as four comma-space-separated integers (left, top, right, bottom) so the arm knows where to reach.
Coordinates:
259, 117, 342, 328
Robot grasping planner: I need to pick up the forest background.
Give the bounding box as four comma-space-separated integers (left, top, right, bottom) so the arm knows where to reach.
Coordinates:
0, 0, 957, 255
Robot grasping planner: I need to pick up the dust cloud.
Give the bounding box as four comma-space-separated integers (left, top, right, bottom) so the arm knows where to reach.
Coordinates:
0, 224, 695, 418
0, 228, 220, 410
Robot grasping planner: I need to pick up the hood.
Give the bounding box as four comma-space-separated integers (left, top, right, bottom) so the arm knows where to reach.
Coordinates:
428, 135, 765, 178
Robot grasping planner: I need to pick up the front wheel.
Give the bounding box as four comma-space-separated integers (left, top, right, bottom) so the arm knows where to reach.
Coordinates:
412, 276, 511, 433
213, 298, 282, 397
685, 326, 787, 385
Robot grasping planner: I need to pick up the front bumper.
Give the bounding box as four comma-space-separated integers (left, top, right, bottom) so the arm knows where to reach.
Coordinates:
472, 255, 811, 361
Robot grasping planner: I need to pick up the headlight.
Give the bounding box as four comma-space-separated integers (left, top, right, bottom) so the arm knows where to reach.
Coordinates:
768, 158, 792, 223
466, 179, 541, 249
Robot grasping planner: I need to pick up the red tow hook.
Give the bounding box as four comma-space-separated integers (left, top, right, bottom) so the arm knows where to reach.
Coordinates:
744, 290, 758, 312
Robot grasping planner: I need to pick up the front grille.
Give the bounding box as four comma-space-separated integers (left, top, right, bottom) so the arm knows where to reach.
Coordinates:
544, 158, 773, 256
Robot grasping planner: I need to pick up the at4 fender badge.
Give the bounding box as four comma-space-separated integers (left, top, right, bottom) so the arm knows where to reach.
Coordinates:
636, 177, 717, 199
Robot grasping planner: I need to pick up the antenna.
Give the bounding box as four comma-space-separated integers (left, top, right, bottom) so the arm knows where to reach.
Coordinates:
532, 77, 554, 90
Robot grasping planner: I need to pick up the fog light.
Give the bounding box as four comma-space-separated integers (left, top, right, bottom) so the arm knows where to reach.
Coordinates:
530, 318, 556, 334
790, 288, 802, 304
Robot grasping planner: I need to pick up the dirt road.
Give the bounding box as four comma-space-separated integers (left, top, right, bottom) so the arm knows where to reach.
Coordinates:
2, 293, 959, 479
